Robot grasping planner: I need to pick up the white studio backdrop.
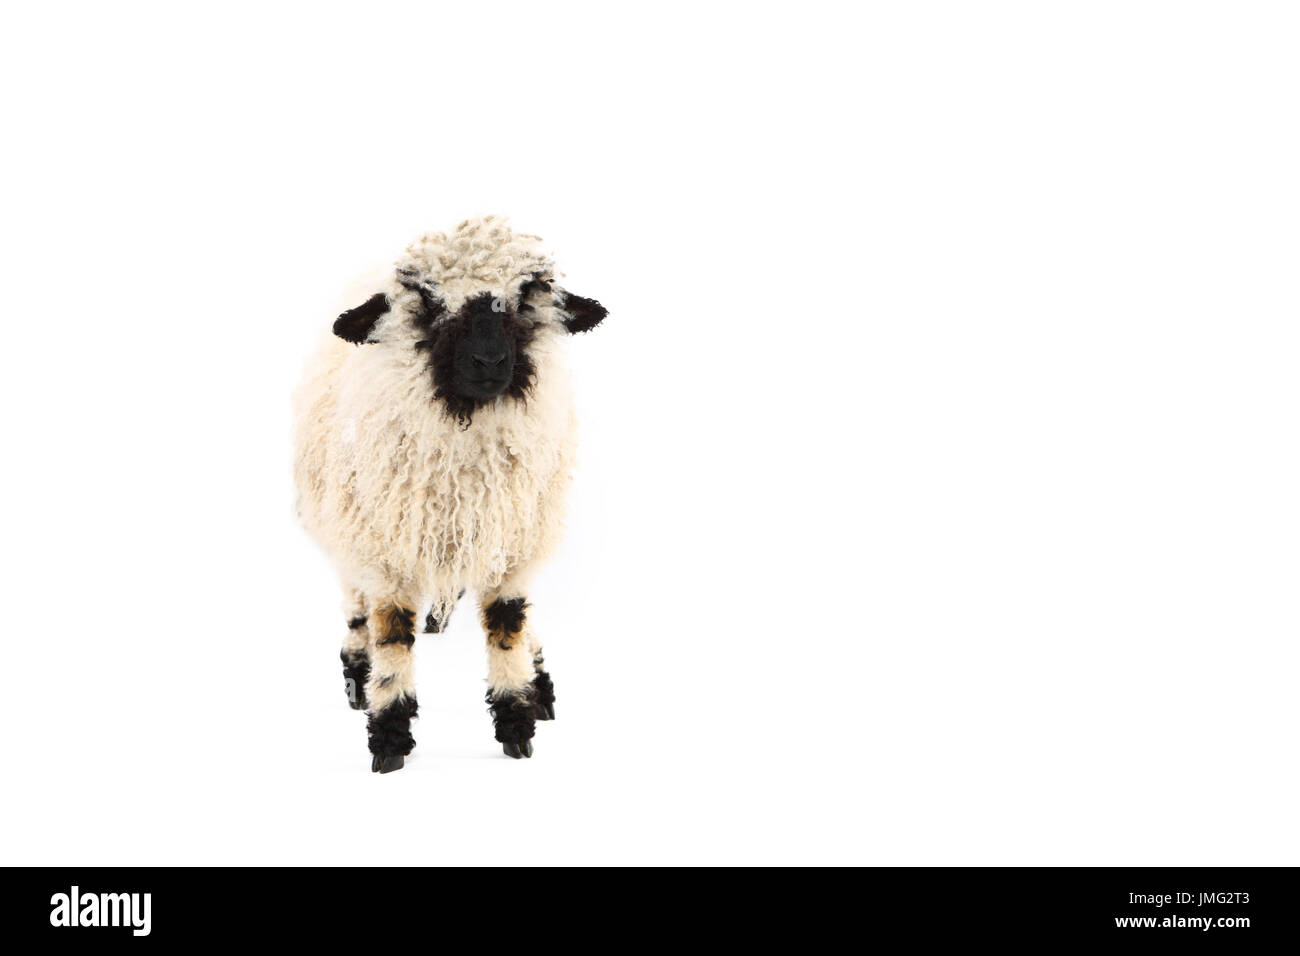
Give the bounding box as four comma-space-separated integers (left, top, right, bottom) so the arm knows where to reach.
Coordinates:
0, 3, 1297, 865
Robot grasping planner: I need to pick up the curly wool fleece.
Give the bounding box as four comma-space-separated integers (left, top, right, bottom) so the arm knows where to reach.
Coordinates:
400, 216, 556, 314
292, 218, 578, 609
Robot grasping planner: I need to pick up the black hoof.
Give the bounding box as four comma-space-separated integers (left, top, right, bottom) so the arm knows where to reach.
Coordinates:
503, 740, 533, 759
371, 754, 405, 773
534, 702, 555, 721
349, 695, 366, 711
424, 612, 441, 634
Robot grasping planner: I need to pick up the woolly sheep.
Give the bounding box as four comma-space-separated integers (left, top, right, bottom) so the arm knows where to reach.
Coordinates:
293, 217, 608, 772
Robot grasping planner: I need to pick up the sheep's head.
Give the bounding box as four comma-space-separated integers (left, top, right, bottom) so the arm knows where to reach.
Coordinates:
330, 218, 608, 426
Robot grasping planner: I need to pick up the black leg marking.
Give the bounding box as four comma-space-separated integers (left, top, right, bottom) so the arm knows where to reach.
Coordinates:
374, 606, 416, 647
367, 696, 418, 772
341, 649, 371, 711
488, 692, 536, 758
531, 668, 556, 721
483, 596, 528, 650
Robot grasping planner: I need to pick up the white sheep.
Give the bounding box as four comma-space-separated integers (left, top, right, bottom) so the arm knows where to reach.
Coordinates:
293, 217, 607, 771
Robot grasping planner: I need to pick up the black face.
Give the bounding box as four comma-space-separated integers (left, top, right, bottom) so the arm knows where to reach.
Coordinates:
414, 292, 536, 426
449, 294, 518, 401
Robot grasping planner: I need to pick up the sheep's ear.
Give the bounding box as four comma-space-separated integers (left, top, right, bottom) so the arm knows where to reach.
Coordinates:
558, 291, 608, 334
333, 293, 389, 344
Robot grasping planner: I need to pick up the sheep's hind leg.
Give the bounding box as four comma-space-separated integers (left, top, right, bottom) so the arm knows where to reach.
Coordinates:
529, 630, 556, 722
482, 595, 553, 757
340, 590, 370, 711
424, 589, 465, 634
365, 601, 419, 774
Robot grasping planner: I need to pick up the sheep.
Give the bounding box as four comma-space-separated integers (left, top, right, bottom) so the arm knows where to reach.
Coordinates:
293, 217, 608, 772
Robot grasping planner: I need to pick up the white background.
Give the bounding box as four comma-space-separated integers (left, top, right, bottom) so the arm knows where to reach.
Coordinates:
1, 3, 1297, 865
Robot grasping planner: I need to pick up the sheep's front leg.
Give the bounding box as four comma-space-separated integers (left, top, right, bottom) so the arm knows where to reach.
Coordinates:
482, 595, 556, 758
365, 602, 418, 773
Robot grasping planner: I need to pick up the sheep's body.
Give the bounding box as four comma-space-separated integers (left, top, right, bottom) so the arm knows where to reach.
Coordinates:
292, 217, 606, 771
293, 321, 575, 603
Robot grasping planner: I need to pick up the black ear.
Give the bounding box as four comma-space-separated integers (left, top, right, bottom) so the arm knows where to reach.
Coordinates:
559, 292, 608, 334
333, 293, 390, 344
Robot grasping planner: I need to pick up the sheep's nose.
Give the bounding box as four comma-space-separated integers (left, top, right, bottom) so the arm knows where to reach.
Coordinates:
473, 351, 508, 368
